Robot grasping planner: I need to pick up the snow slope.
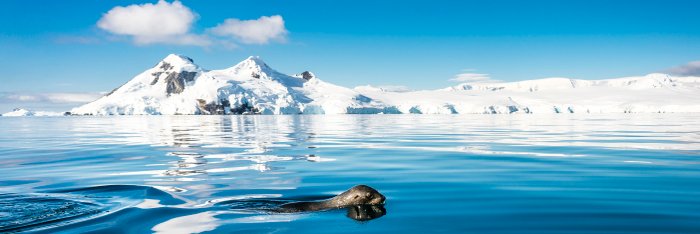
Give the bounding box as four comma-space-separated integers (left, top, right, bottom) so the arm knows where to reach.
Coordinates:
357, 73, 700, 114
71, 54, 700, 115
1, 108, 64, 117
71, 54, 388, 115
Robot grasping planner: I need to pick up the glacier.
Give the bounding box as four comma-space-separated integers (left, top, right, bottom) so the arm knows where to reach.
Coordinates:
64, 54, 700, 115
358, 73, 700, 114
1, 108, 64, 117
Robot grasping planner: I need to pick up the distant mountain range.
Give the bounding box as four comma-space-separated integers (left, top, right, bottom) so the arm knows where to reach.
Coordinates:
4, 54, 700, 116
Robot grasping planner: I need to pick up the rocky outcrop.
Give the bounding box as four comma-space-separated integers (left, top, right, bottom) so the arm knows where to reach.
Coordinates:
230, 102, 261, 115
196, 99, 225, 115
300, 71, 315, 80
165, 71, 198, 95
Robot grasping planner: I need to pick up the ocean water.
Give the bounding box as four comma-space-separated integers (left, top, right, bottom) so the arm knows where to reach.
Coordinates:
0, 114, 699, 233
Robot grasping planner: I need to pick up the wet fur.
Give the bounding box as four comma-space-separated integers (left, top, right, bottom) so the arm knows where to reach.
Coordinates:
278, 185, 385, 212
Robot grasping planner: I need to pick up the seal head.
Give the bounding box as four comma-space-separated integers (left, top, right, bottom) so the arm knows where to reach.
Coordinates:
333, 185, 385, 207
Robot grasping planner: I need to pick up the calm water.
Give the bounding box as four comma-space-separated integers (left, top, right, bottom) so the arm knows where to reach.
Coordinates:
1, 115, 699, 233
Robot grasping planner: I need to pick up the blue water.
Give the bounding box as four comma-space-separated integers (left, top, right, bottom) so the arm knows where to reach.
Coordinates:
1, 115, 699, 233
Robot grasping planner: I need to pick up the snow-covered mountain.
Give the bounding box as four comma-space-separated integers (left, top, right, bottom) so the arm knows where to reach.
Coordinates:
71, 54, 390, 115
70, 54, 700, 115
1, 108, 64, 117
358, 73, 700, 114
442, 73, 700, 92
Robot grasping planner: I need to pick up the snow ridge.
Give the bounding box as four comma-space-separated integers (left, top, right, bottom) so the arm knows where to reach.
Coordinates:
71, 54, 386, 115
67, 54, 700, 115
2, 108, 64, 117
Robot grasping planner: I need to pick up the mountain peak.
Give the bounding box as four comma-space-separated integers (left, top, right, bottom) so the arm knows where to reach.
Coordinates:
237, 56, 269, 69
161, 54, 195, 65
245, 56, 265, 63
224, 56, 274, 76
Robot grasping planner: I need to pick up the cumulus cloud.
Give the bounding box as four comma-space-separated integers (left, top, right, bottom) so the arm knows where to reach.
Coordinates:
663, 61, 700, 76
449, 72, 500, 83
97, 1, 288, 47
97, 0, 210, 46
209, 15, 288, 44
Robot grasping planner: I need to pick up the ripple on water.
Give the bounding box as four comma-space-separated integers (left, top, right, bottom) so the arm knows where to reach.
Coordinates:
0, 115, 699, 233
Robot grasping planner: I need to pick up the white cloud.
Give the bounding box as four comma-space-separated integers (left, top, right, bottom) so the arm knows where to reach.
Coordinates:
209, 15, 288, 44
43, 93, 103, 103
449, 72, 499, 83
97, 1, 289, 47
2, 92, 102, 104
6, 95, 40, 102
97, 0, 210, 46
664, 61, 700, 76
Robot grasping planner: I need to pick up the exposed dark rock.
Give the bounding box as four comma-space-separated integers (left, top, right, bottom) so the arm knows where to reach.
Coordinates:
444, 104, 458, 114
196, 99, 217, 115
345, 106, 401, 114
105, 87, 120, 96
486, 106, 497, 114
507, 105, 519, 113
195, 99, 229, 115
354, 95, 372, 103
251, 72, 261, 79
165, 71, 198, 95
300, 71, 314, 80
151, 72, 163, 77
150, 77, 160, 85
220, 99, 230, 112
181, 57, 194, 63
230, 102, 260, 115
159, 62, 173, 70
409, 106, 422, 114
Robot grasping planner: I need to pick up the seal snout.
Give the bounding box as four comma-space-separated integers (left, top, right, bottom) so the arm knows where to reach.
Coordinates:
372, 193, 386, 205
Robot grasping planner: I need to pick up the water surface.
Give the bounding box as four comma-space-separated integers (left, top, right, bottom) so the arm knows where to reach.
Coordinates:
1, 115, 699, 233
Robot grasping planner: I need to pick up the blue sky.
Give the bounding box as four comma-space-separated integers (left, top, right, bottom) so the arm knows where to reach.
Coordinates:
1, 0, 700, 112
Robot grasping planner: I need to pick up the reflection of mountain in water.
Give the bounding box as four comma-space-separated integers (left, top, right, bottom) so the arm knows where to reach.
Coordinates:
66, 116, 342, 197
69, 116, 320, 148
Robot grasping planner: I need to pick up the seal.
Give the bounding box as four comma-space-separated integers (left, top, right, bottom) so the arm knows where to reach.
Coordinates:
277, 185, 385, 213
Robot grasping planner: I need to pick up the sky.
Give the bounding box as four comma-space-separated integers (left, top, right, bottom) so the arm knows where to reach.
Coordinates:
1, 0, 700, 112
